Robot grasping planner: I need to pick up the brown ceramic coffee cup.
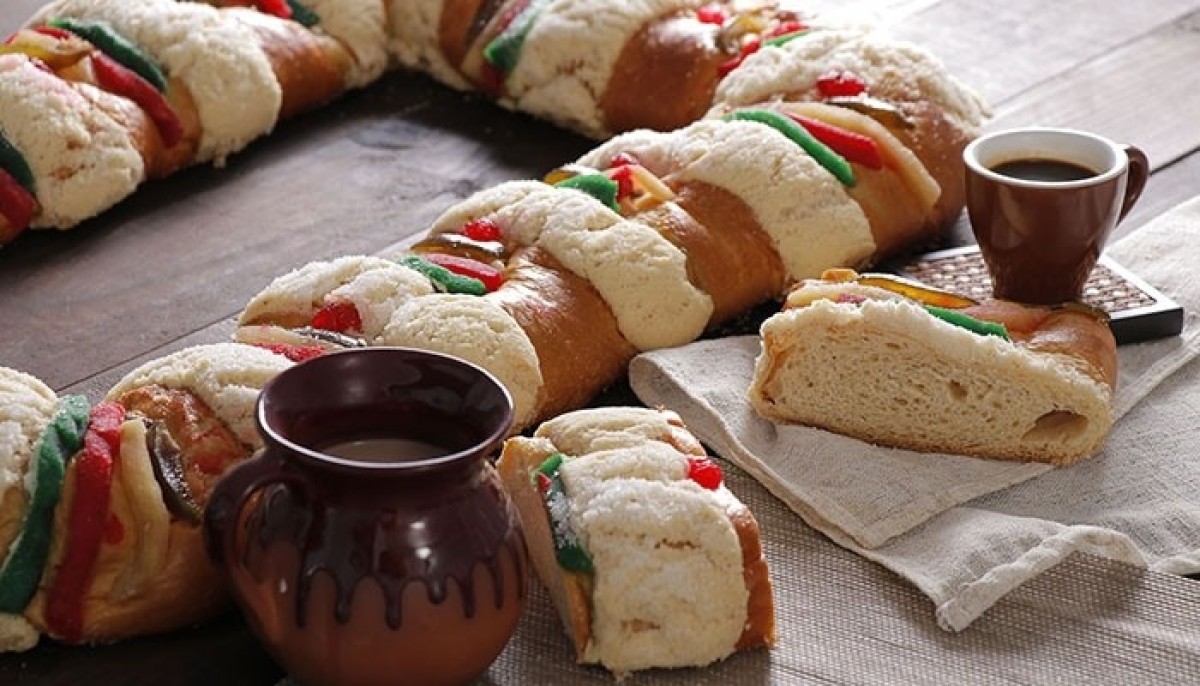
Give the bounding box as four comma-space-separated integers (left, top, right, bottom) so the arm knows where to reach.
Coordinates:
204, 348, 527, 686
964, 127, 1148, 304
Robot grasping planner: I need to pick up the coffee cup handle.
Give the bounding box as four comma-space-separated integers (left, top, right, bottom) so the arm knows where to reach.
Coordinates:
203, 449, 311, 572
1118, 144, 1149, 223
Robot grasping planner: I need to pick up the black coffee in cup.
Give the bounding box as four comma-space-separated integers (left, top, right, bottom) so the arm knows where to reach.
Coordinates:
989, 157, 1097, 183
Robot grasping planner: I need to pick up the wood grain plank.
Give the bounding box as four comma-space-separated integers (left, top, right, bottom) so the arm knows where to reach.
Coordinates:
892, 0, 1200, 106
0, 0, 43, 33
807, 0, 944, 24
1122, 149, 1200, 235
986, 11, 1200, 169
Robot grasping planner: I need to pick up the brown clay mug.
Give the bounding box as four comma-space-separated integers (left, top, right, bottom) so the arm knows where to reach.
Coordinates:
203, 347, 527, 686
964, 127, 1149, 304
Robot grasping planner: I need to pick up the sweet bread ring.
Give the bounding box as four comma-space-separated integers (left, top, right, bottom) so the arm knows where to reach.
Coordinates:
16, 344, 292, 645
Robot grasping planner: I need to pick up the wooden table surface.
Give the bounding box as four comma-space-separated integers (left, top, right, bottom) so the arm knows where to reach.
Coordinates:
2, 0, 1199, 684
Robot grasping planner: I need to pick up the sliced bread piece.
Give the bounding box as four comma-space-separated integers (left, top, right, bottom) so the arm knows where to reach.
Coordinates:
496, 407, 775, 676
749, 270, 1117, 465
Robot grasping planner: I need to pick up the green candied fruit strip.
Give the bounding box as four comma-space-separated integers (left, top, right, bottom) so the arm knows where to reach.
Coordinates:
50, 18, 168, 92
725, 109, 856, 187
763, 29, 810, 48
924, 305, 1011, 340
0, 131, 35, 195
535, 452, 564, 479
398, 255, 487, 296
51, 395, 91, 451
286, 0, 321, 28
554, 173, 621, 214
0, 395, 89, 613
482, 0, 551, 75
534, 453, 594, 574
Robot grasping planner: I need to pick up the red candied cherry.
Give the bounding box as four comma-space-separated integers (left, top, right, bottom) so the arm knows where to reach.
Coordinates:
0, 169, 37, 235
253, 0, 293, 20
687, 457, 723, 490
696, 4, 728, 25
479, 62, 506, 96
718, 37, 762, 76
609, 152, 639, 168
311, 299, 363, 333
608, 165, 635, 199
253, 343, 327, 363
765, 19, 807, 39
461, 217, 502, 242
31, 26, 76, 40
816, 70, 868, 97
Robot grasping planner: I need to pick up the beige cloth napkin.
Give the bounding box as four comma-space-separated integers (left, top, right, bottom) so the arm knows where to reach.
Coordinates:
629, 196, 1200, 631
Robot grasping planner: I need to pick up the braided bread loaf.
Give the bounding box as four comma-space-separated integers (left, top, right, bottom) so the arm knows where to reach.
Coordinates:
0, 0, 375, 241
0, 0, 987, 246
236, 36, 985, 429
0, 344, 294, 651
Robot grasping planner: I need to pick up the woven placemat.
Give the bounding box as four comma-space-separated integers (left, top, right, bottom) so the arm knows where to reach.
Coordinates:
466, 457, 1200, 685
897, 245, 1184, 345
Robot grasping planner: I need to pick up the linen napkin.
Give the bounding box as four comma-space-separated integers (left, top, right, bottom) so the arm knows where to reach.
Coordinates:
629, 195, 1200, 631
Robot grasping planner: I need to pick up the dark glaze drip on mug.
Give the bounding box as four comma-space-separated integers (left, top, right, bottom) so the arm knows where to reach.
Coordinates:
206, 348, 525, 685
245, 462, 526, 630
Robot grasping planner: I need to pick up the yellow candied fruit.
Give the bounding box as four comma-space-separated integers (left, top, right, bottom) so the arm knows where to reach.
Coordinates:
0, 29, 93, 71
854, 274, 978, 309
820, 268, 860, 283
628, 164, 676, 202
542, 163, 594, 186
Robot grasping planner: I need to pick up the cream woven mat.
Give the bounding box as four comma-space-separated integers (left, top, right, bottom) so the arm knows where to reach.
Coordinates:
473, 459, 1200, 684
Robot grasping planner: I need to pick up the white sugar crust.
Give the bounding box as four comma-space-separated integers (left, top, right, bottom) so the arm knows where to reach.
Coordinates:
505, 0, 706, 138
377, 293, 543, 430
386, 0, 473, 90
105, 343, 293, 447
239, 255, 435, 339
305, 0, 390, 87
0, 55, 143, 229
549, 428, 747, 672
713, 27, 989, 132
32, 0, 282, 164
0, 367, 58, 513
580, 118, 875, 279
430, 181, 713, 350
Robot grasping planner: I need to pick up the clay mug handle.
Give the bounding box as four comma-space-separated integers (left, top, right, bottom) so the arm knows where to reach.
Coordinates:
203, 449, 311, 572
1118, 144, 1149, 222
